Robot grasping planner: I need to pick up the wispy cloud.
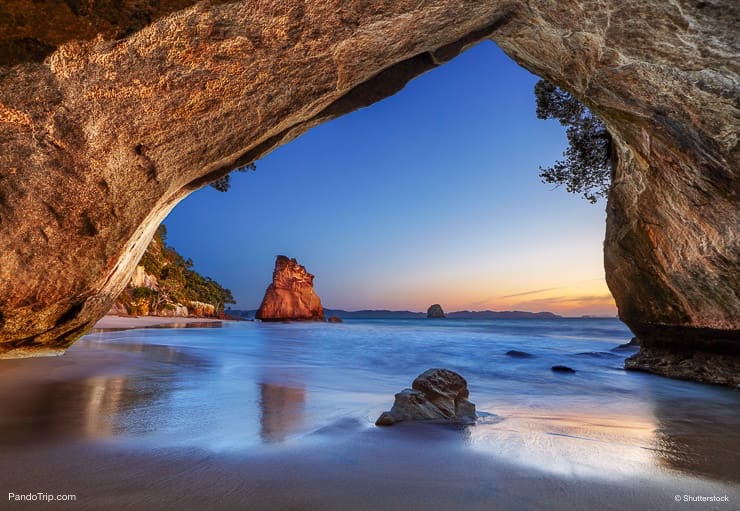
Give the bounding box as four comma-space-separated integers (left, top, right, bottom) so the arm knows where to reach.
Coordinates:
512, 294, 614, 306
500, 287, 562, 299
510, 294, 616, 315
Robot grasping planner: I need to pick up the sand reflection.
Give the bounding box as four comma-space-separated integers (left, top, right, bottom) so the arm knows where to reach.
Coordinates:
0, 374, 137, 443
467, 406, 659, 480
0, 342, 202, 445
259, 382, 306, 443
468, 401, 740, 485
81, 375, 127, 437
651, 401, 740, 483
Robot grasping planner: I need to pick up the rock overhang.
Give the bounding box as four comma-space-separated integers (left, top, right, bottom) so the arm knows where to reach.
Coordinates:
0, 1, 736, 384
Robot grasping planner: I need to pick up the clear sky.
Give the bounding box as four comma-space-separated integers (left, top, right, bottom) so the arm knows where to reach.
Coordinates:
163, 41, 617, 317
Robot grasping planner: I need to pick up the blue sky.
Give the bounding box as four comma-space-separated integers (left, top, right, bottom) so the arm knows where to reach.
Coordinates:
163, 40, 615, 316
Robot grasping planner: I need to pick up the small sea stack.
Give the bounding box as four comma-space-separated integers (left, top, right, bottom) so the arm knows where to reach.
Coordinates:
427, 304, 445, 318
328, 316, 343, 323
256, 256, 325, 321
376, 368, 476, 426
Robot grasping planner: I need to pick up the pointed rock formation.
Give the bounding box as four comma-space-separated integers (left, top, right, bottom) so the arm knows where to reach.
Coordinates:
256, 256, 324, 322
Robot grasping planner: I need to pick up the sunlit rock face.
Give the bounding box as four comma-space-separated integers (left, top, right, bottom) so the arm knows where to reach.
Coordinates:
376, 368, 476, 426
0, 1, 737, 383
256, 256, 324, 322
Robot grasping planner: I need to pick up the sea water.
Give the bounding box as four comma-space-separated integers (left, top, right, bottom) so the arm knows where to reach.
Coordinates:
1, 318, 738, 509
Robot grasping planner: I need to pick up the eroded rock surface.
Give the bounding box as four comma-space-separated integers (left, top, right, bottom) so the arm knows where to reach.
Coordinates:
612, 337, 640, 352
625, 348, 740, 387
0, 1, 737, 384
376, 368, 477, 426
256, 256, 324, 322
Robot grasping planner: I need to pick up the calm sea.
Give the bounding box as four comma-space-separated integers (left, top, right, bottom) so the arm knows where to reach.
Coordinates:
1, 318, 738, 509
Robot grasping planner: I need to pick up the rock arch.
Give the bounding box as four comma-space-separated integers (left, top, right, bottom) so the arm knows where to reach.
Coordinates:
0, 1, 737, 384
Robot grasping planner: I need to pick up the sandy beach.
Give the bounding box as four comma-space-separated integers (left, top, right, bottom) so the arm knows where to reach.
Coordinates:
92, 315, 228, 331
1, 319, 737, 510
3, 424, 736, 511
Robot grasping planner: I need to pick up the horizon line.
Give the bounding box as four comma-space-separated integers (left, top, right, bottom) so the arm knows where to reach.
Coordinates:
228, 306, 617, 319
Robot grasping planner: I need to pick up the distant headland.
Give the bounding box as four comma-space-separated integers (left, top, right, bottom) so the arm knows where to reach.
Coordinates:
228, 308, 569, 320
327, 309, 563, 320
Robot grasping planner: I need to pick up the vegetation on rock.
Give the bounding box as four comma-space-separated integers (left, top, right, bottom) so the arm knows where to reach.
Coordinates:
117, 225, 235, 316
534, 80, 612, 203
209, 163, 257, 192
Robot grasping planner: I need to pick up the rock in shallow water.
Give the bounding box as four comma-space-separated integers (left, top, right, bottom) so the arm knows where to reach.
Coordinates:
375, 368, 476, 426
551, 365, 576, 374
506, 350, 535, 358
625, 348, 740, 387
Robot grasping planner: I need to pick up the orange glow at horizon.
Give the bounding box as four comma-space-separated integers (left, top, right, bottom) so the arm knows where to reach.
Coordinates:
327, 274, 618, 317
461, 278, 617, 316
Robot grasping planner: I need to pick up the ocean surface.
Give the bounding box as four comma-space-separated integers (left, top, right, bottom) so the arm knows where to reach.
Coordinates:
1, 318, 738, 510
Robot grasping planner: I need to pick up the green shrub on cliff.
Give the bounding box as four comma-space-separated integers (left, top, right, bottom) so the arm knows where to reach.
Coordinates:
140, 224, 168, 276
119, 225, 235, 315
534, 80, 612, 203
209, 162, 257, 192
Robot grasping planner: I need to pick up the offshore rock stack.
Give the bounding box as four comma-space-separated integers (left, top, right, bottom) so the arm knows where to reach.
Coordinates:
427, 304, 445, 318
256, 256, 324, 322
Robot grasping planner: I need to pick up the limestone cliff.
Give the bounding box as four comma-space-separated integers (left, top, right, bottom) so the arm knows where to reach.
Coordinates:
256, 256, 324, 322
109, 225, 232, 318
0, 1, 737, 384
130, 265, 159, 291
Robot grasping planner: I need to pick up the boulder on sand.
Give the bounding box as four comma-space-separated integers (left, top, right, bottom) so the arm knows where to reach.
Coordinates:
375, 368, 476, 426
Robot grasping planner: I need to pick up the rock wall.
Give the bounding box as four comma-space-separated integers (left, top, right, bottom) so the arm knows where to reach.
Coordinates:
109, 266, 216, 318
160, 303, 189, 318
130, 265, 159, 290
0, 1, 737, 383
188, 301, 215, 317
256, 256, 324, 322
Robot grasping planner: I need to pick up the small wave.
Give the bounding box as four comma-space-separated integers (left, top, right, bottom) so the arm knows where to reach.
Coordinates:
575, 351, 620, 359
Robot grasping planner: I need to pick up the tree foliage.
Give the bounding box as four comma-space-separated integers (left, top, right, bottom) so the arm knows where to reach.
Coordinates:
534, 80, 612, 203
209, 162, 257, 192
120, 225, 236, 315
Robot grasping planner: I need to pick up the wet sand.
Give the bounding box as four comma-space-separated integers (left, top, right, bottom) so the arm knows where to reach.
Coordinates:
92, 315, 227, 331
2, 423, 737, 511
1, 321, 738, 510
